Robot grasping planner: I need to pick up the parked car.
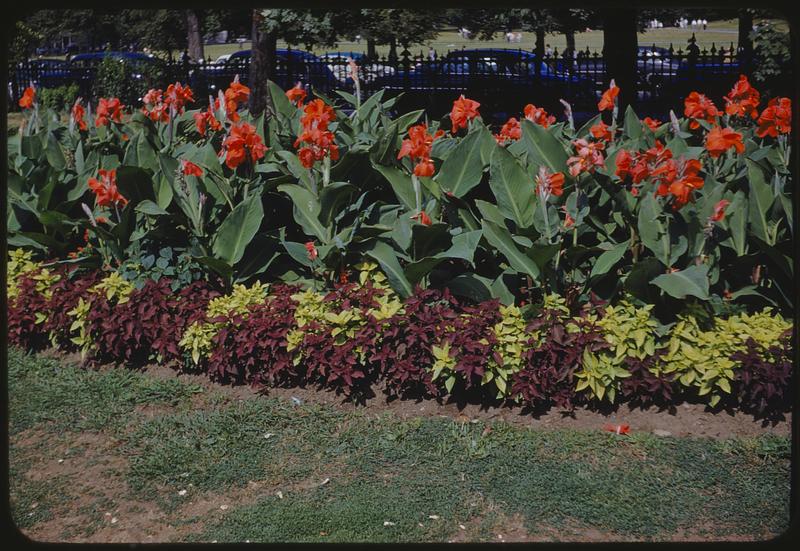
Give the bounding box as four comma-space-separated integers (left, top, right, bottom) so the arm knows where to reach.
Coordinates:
16, 59, 71, 89
199, 49, 339, 93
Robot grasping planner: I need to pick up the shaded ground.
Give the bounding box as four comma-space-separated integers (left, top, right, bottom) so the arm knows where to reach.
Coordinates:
8, 348, 792, 543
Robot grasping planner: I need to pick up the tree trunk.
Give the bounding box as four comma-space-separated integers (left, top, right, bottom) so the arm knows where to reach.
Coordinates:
738, 9, 753, 71
535, 28, 545, 58
185, 10, 204, 62
248, 10, 277, 118
367, 38, 376, 60
565, 30, 576, 59
602, 9, 638, 112
535, 28, 545, 76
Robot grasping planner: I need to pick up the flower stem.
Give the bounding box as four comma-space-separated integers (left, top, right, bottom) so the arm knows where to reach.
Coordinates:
412, 174, 421, 214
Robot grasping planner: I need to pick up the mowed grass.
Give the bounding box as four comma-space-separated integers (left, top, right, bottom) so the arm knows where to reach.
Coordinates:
8, 348, 791, 542
180, 19, 786, 61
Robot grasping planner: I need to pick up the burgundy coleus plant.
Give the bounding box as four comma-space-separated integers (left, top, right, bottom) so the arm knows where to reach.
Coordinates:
732, 331, 793, 418
207, 284, 300, 387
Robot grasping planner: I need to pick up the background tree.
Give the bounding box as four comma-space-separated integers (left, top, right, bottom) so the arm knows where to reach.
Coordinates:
602, 8, 639, 112
249, 9, 341, 116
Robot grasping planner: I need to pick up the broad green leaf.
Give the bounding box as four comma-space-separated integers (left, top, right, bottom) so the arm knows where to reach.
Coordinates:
373, 163, 415, 211
365, 241, 413, 298
590, 239, 630, 278
637, 192, 671, 266
622, 105, 643, 140
651, 263, 710, 300
481, 219, 540, 278
520, 118, 568, 174
746, 159, 775, 244
135, 200, 169, 216
211, 195, 264, 265
278, 183, 328, 242
489, 145, 535, 229
435, 130, 486, 198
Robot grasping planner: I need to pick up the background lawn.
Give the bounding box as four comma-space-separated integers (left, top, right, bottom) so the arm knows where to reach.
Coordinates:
168, 19, 790, 61
8, 348, 791, 543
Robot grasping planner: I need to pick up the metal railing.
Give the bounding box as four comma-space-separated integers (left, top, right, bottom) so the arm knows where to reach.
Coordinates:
9, 35, 752, 125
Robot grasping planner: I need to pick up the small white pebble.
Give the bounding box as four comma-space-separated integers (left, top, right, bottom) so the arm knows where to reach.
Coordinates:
220, 504, 229, 510
276, 491, 283, 499
459, 524, 466, 530
383, 521, 395, 526
211, 540, 217, 544
30, 503, 38, 509
180, 472, 190, 478
428, 515, 440, 520
105, 512, 111, 517
245, 540, 250, 543
498, 534, 504, 539
111, 517, 118, 524
320, 478, 330, 486
418, 522, 424, 527
178, 490, 187, 496
263, 433, 274, 439
58, 459, 64, 464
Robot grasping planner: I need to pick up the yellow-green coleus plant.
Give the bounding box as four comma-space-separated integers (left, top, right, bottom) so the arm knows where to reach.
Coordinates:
7, 249, 61, 304
574, 301, 661, 403
67, 271, 135, 356
179, 282, 269, 364
662, 308, 792, 406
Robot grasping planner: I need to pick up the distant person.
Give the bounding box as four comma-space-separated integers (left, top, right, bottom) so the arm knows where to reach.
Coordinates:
658, 21, 664, 28
514, 32, 522, 43
545, 44, 553, 56
702, 19, 708, 30
356, 34, 361, 44
428, 46, 436, 60
180, 49, 191, 64
691, 19, 697, 29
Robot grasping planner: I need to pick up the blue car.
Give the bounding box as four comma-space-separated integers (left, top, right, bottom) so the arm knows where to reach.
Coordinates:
370, 48, 596, 122
200, 49, 339, 93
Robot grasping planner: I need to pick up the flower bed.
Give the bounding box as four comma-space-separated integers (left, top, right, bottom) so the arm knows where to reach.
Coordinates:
8, 251, 792, 416
7, 73, 793, 416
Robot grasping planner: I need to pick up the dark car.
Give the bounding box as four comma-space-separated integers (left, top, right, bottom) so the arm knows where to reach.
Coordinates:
15, 59, 71, 90
201, 49, 339, 93
371, 48, 595, 122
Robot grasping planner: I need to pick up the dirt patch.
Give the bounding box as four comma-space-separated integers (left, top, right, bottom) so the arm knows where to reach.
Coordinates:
44, 348, 789, 439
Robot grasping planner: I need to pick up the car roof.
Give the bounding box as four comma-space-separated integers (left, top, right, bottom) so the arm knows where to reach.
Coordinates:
447, 48, 537, 57
229, 49, 320, 60
70, 51, 152, 61
321, 51, 364, 58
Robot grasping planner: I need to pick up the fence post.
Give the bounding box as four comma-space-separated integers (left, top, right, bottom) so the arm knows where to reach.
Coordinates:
686, 33, 699, 82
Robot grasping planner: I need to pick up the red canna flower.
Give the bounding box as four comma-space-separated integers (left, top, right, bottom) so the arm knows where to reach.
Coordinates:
683, 91, 718, 130
298, 147, 316, 169
535, 166, 565, 197
603, 424, 630, 435
165, 82, 195, 113
95, 97, 123, 127
711, 199, 731, 222
590, 121, 613, 143
705, 126, 745, 158
494, 117, 521, 145
756, 97, 792, 138
305, 241, 318, 261
95, 216, 108, 224
194, 106, 222, 136
142, 88, 169, 122
523, 104, 556, 127
450, 95, 480, 134
567, 138, 605, 177
71, 100, 87, 131
667, 158, 704, 209
87, 169, 128, 208
597, 83, 619, 112
643, 117, 661, 131
301, 98, 336, 131
286, 82, 307, 107
724, 75, 760, 119
223, 80, 250, 122
19, 86, 36, 109
398, 123, 444, 177
181, 160, 204, 177
562, 207, 575, 229
411, 210, 433, 226
223, 122, 268, 169
413, 158, 435, 177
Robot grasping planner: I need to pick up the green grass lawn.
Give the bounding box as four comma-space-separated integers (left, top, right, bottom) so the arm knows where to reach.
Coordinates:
8, 348, 791, 543
184, 19, 769, 61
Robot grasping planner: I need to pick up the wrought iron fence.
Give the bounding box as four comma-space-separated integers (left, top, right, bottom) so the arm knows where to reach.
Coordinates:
8, 35, 750, 126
